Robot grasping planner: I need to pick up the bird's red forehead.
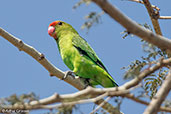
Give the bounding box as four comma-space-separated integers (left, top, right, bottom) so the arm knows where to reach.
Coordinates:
49, 21, 60, 27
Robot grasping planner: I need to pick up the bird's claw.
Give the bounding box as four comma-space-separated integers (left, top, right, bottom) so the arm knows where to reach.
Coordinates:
61, 71, 75, 80
81, 78, 92, 89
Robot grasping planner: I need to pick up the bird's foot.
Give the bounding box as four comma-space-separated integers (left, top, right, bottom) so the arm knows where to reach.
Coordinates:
81, 78, 92, 89
84, 83, 91, 89
61, 70, 75, 80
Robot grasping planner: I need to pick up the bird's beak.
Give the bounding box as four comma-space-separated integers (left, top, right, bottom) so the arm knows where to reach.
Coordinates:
48, 26, 57, 39
48, 26, 55, 36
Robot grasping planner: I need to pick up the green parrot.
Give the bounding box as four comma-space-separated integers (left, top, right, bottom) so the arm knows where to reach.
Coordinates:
48, 20, 118, 88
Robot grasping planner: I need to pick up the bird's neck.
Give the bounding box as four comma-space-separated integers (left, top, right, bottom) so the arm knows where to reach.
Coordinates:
56, 28, 78, 39
56, 31, 76, 53
57, 31, 74, 42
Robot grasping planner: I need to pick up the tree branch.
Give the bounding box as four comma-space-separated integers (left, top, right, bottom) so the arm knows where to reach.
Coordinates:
1, 38, 170, 112
121, 57, 171, 90
0, 28, 85, 90
1, 87, 124, 113
91, 0, 171, 51
125, 94, 171, 112
2, 57, 171, 112
159, 16, 171, 19
127, 0, 160, 11
1, 1, 171, 113
2, 84, 171, 112
142, 0, 162, 35
143, 69, 171, 114
90, 96, 111, 114
0, 28, 117, 113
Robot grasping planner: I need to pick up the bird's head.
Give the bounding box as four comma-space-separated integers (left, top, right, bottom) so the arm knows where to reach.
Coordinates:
48, 20, 77, 40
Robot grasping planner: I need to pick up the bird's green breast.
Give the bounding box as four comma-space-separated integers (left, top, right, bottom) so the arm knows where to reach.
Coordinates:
57, 33, 78, 71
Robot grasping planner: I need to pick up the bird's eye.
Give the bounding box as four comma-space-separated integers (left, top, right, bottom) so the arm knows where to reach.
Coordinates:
58, 22, 62, 25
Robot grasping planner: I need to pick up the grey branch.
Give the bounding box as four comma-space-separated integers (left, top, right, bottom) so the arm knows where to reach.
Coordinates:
2, 85, 171, 112
90, 96, 112, 114
0, 28, 117, 113
1, 57, 171, 112
91, 0, 171, 51
143, 69, 171, 114
0, 32, 170, 113
0, 27, 85, 90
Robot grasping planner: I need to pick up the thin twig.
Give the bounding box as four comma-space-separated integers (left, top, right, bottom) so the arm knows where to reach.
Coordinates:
36, 92, 110, 110
159, 16, 171, 19
126, 0, 160, 11
142, 0, 162, 35
125, 94, 171, 112
90, 97, 112, 114
54, 93, 109, 108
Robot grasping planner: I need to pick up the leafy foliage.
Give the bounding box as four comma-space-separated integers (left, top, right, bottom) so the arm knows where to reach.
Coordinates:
81, 12, 104, 31
73, 0, 104, 31
57, 105, 74, 114
144, 69, 168, 98
122, 59, 146, 80
44, 105, 81, 114
0, 92, 39, 106
0, 93, 39, 114
121, 30, 133, 39
163, 99, 171, 108
73, 0, 91, 9
121, 23, 153, 39
121, 23, 169, 99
